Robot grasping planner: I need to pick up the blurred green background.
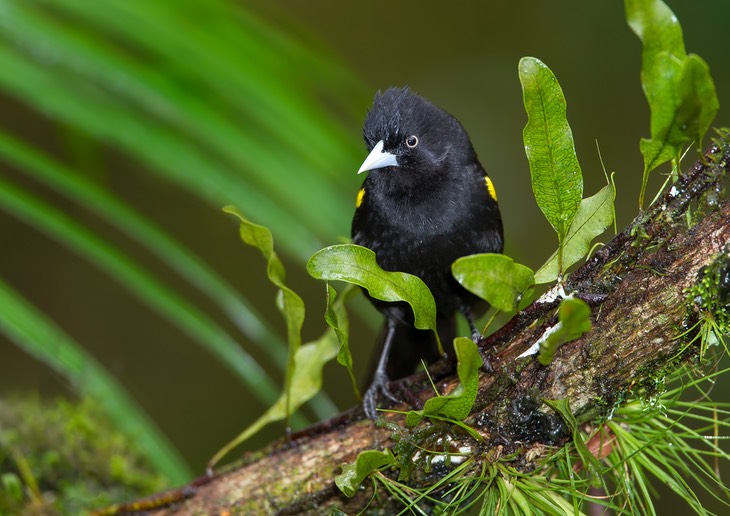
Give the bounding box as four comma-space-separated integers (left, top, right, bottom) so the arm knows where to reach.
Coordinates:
0, 0, 728, 505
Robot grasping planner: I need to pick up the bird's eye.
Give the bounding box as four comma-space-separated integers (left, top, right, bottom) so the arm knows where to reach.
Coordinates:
406, 135, 419, 148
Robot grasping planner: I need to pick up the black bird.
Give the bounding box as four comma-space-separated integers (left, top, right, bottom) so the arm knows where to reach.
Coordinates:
352, 87, 504, 418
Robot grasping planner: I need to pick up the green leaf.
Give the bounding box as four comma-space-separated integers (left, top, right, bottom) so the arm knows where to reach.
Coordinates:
208, 327, 340, 469
538, 297, 591, 366
519, 56, 583, 276
626, 0, 719, 206
535, 182, 616, 284
307, 244, 439, 347
335, 449, 395, 498
674, 55, 719, 151
224, 206, 305, 419
324, 284, 361, 398
0, 278, 191, 484
638, 53, 718, 173
406, 337, 483, 426
626, 0, 685, 65
452, 254, 535, 312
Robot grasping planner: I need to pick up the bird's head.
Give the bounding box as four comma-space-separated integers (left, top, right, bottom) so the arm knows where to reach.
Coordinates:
358, 87, 475, 180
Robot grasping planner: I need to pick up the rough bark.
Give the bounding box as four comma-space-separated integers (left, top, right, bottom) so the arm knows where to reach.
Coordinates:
104, 139, 729, 515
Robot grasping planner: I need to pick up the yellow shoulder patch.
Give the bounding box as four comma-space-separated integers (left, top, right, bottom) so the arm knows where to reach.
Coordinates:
356, 187, 366, 208
485, 176, 498, 202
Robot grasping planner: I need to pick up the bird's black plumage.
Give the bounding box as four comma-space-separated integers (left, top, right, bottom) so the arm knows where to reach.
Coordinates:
352, 87, 504, 418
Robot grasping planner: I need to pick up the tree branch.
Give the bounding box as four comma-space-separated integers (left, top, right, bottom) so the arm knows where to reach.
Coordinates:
104, 137, 730, 515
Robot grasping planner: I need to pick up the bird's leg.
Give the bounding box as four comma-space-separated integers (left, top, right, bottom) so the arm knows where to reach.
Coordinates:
459, 305, 496, 372
460, 305, 481, 342
362, 319, 400, 419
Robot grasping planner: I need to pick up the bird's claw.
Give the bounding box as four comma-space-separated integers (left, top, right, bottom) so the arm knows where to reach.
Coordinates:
363, 372, 400, 419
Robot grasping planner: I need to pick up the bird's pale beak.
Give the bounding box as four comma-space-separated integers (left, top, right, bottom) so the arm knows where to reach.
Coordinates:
357, 140, 398, 174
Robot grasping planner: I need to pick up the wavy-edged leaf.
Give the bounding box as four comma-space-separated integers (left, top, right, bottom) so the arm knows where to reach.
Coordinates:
324, 284, 361, 398
307, 244, 439, 342
223, 206, 305, 420
0, 178, 281, 406
335, 449, 394, 498
452, 254, 535, 312
0, 278, 190, 484
519, 57, 583, 275
538, 297, 592, 366
535, 182, 616, 284
626, 0, 719, 206
406, 337, 482, 426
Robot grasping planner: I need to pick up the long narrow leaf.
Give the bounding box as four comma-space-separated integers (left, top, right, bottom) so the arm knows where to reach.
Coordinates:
0, 2, 351, 231
0, 177, 285, 410
208, 328, 340, 469
0, 0, 365, 260
0, 132, 286, 363
519, 56, 583, 276
0, 44, 322, 260
0, 133, 337, 419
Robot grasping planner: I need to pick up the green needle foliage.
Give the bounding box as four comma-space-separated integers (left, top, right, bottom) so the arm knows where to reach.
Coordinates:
333, 364, 730, 515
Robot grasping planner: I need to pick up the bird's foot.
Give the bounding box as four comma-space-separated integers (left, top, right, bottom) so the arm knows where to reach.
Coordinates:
363, 372, 400, 420
471, 328, 482, 343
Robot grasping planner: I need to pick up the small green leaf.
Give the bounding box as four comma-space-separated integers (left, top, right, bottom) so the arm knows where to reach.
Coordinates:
208, 328, 340, 468
307, 244, 439, 344
335, 449, 394, 498
519, 56, 583, 276
406, 337, 482, 426
535, 182, 616, 284
324, 283, 360, 398
538, 297, 591, 366
452, 254, 535, 312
